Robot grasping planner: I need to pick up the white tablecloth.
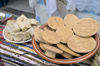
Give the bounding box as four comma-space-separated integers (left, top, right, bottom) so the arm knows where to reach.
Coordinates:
76, 0, 100, 14
29, 0, 100, 14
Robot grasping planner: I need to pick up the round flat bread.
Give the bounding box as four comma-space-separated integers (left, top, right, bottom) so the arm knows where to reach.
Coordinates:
43, 26, 54, 31
73, 18, 99, 37
42, 31, 61, 44
57, 43, 81, 57
68, 35, 96, 53
56, 26, 74, 43
61, 52, 73, 59
39, 43, 45, 50
34, 28, 44, 42
48, 16, 64, 30
42, 44, 63, 53
34, 37, 40, 42
64, 14, 79, 29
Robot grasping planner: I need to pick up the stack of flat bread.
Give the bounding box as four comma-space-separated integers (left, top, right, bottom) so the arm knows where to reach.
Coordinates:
34, 14, 99, 59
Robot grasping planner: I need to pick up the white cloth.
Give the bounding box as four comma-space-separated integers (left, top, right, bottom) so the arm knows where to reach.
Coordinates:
35, 4, 50, 24
67, 0, 76, 12
46, 0, 76, 17
75, 0, 100, 14
46, 0, 57, 17
29, 0, 39, 8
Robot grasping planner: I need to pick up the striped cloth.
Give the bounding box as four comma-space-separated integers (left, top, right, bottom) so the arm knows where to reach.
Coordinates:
0, 19, 92, 66
0, 18, 9, 66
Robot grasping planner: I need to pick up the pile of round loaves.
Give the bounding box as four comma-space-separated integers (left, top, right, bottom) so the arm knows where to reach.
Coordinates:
4, 14, 38, 42
34, 14, 99, 59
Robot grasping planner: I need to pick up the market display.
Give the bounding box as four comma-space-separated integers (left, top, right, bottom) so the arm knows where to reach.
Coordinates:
3, 15, 38, 42
34, 14, 99, 59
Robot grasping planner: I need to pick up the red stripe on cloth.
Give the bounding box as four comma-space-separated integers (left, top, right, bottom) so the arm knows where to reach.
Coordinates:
0, 31, 3, 34
0, 28, 3, 30
0, 26, 5, 28
0, 36, 4, 39
0, 41, 3, 44
8, 18, 14, 20
0, 18, 14, 45
3, 22, 7, 24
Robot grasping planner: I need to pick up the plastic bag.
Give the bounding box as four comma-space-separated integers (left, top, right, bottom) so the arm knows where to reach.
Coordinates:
29, 0, 39, 8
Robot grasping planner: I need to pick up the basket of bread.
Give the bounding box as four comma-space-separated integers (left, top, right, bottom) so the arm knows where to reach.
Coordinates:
32, 14, 100, 64
3, 15, 39, 43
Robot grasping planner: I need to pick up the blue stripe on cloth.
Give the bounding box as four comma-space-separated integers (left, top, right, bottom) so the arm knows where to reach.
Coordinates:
0, 54, 30, 66
3, 41, 40, 57
2, 59, 20, 66
3, 41, 19, 49
17, 43, 33, 49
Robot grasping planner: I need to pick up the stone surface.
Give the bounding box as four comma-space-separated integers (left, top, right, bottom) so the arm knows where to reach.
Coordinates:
0, 7, 35, 19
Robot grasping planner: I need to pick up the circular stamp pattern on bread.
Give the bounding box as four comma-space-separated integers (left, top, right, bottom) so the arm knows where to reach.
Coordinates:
68, 35, 96, 53
48, 16, 64, 30
42, 31, 61, 44
64, 14, 79, 29
34, 28, 44, 42
73, 18, 99, 37
56, 26, 74, 43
